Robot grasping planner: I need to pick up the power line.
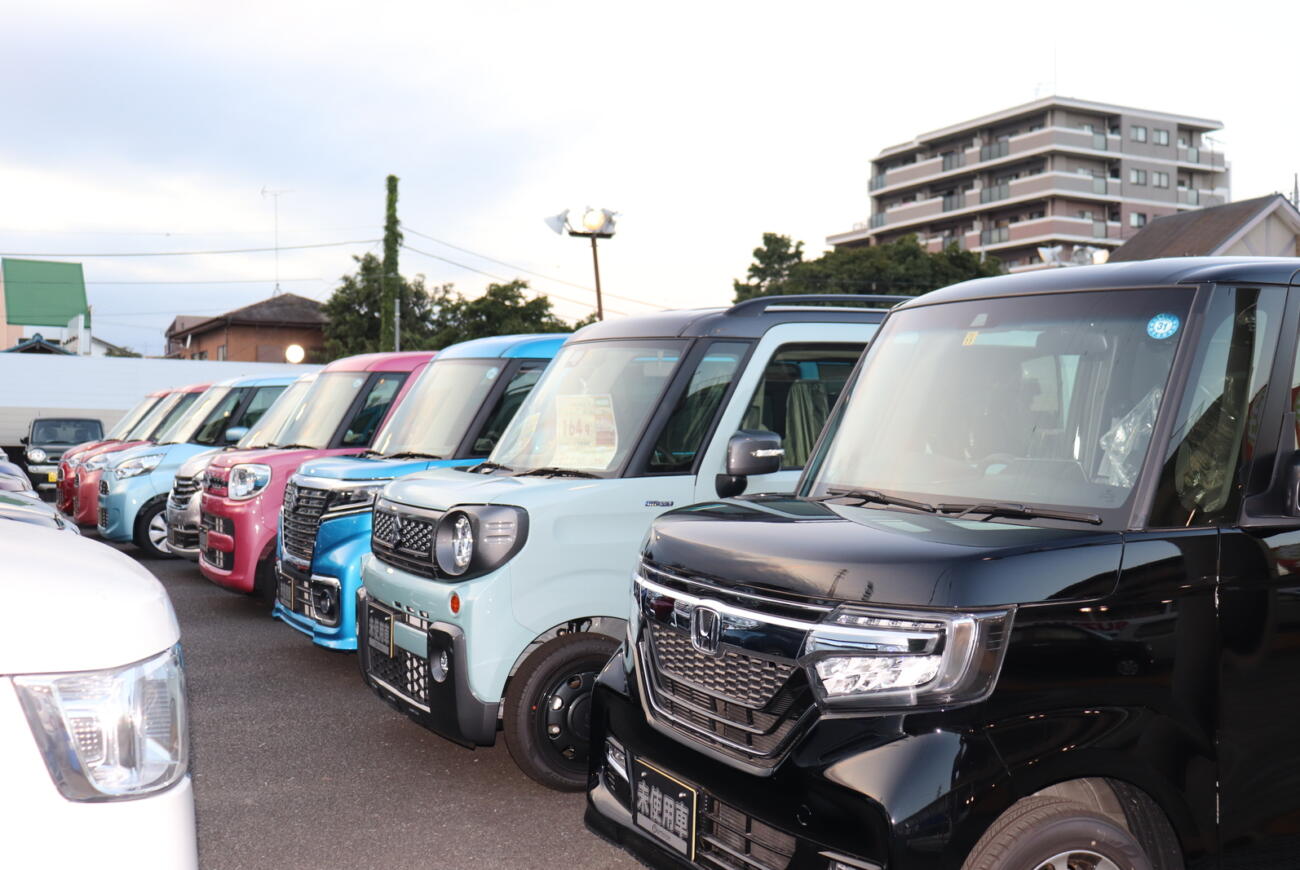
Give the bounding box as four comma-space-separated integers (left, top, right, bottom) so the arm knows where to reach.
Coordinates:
400, 224, 663, 309
0, 239, 379, 258
0, 225, 377, 236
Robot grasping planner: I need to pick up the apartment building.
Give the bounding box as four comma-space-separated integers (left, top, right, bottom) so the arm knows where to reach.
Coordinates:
827, 96, 1230, 271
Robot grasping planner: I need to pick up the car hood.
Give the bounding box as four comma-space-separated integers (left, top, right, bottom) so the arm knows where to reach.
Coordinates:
0, 526, 177, 674
177, 447, 226, 479
0, 492, 77, 532
383, 466, 608, 512
642, 496, 1125, 610
81, 439, 148, 460
298, 455, 467, 482
208, 446, 361, 472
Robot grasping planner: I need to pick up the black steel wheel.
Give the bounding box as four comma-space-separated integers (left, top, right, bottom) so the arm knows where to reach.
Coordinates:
503, 632, 619, 791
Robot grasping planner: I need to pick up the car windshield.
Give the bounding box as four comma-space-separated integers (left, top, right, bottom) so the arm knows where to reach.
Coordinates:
238, 378, 314, 448
143, 392, 201, 441
106, 395, 162, 440
156, 386, 233, 444
491, 339, 687, 474
126, 392, 188, 441
808, 288, 1195, 518
31, 419, 102, 444
273, 371, 378, 450
370, 359, 503, 459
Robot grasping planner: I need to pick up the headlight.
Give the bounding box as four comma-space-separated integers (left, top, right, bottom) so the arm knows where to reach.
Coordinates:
801, 605, 1013, 710
14, 645, 188, 801
26, 447, 48, 464
66, 454, 83, 469
83, 454, 109, 472
114, 453, 164, 480
228, 463, 272, 500
321, 482, 385, 519
433, 505, 528, 579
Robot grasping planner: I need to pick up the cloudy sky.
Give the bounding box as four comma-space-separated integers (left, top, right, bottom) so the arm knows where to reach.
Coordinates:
0, 0, 1293, 355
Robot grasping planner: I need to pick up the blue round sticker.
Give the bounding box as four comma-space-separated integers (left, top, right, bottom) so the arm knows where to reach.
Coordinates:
1147, 313, 1180, 340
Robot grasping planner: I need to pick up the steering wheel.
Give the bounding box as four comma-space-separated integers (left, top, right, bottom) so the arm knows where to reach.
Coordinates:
975, 453, 1018, 476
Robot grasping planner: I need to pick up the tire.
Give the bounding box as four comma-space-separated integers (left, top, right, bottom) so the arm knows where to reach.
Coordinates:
503, 632, 619, 792
963, 796, 1153, 870
252, 556, 278, 603
133, 499, 173, 560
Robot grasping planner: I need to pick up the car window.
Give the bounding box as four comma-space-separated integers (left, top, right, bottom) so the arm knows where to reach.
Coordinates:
741, 344, 865, 469
470, 362, 546, 457
341, 373, 406, 446
240, 385, 286, 432
192, 388, 250, 445
31, 419, 102, 444
647, 342, 749, 473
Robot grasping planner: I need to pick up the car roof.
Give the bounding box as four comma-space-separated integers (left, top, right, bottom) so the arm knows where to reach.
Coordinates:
569, 295, 900, 342
901, 256, 1300, 310
211, 374, 299, 388
322, 351, 438, 373
435, 333, 570, 361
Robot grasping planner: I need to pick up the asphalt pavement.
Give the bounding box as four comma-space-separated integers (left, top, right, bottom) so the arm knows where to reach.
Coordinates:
123, 545, 642, 870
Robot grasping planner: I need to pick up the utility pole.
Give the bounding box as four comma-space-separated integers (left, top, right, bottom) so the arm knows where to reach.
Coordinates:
261, 187, 292, 295
394, 295, 401, 352
380, 175, 402, 351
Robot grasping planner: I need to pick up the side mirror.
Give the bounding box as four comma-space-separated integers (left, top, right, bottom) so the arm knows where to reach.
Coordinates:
715, 430, 784, 499
19, 436, 27, 445
224, 426, 249, 444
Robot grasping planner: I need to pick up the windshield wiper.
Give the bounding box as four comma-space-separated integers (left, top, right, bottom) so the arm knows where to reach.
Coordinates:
936, 501, 1102, 525
385, 451, 445, 460
275, 443, 320, 450
817, 487, 937, 513
513, 466, 602, 479
359, 449, 386, 458
471, 460, 512, 474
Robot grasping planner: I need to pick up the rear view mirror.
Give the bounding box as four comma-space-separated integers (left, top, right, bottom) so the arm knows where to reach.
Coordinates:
715, 430, 784, 499
224, 426, 249, 444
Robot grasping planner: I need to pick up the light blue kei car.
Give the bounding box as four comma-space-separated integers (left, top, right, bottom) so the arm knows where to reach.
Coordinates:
96, 375, 295, 557
272, 333, 567, 650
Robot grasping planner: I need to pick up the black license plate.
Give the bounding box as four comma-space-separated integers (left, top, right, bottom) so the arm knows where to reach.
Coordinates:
368, 607, 393, 657
633, 760, 697, 859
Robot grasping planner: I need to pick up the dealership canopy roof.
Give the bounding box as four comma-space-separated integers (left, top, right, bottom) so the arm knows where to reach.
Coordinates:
1, 259, 89, 328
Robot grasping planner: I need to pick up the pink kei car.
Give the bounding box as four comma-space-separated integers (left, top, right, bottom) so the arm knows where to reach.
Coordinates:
57, 388, 171, 514
68, 384, 210, 526
198, 352, 435, 596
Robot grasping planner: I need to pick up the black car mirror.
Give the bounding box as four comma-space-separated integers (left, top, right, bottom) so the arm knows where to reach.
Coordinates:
716, 430, 784, 499
19, 436, 27, 445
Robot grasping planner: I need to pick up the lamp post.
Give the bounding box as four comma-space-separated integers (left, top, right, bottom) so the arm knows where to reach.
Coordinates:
545, 207, 617, 320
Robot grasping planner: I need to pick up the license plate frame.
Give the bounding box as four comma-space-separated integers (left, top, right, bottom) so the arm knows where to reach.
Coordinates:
633, 759, 697, 860
368, 606, 394, 657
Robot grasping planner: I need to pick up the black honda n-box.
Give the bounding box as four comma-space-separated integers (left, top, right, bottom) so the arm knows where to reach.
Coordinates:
586, 258, 1300, 870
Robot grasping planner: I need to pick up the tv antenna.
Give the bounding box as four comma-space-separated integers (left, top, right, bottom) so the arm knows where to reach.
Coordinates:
261, 187, 293, 295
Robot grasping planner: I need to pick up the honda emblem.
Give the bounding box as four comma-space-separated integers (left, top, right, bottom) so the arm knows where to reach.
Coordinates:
690, 606, 722, 655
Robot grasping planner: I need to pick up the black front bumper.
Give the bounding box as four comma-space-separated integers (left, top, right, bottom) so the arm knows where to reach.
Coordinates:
356, 591, 499, 747
586, 654, 1009, 870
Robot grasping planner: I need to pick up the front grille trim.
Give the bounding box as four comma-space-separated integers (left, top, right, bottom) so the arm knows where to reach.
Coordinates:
371, 500, 443, 580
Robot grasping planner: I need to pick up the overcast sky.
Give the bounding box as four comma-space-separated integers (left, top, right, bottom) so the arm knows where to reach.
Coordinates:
0, 0, 1293, 355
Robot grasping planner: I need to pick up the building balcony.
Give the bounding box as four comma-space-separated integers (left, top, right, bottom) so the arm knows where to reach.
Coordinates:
924, 217, 1121, 255
1177, 188, 1226, 207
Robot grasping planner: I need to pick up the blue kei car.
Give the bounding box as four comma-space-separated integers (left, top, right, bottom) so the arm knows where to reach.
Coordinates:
97, 375, 295, 557
273, 333, 567, 649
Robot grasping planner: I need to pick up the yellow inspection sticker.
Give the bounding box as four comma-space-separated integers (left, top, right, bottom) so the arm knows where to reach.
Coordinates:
963, 331, 979, 346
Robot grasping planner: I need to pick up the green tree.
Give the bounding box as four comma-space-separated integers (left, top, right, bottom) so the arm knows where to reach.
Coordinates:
379, 174, 402, 351
427, 280, 573, 348
732, 232, 804, 300
732, 234, 1001, 301
104, 345, 141, 358
322, 253, 441, 358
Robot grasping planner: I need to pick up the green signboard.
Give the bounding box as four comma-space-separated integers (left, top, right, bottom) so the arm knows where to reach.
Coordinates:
2, 258, 89, 327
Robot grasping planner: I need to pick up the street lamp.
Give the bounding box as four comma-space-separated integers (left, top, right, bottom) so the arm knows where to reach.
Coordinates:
545, 207, 617, 320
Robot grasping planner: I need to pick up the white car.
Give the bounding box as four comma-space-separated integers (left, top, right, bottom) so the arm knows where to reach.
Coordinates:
0, 524, 197, 868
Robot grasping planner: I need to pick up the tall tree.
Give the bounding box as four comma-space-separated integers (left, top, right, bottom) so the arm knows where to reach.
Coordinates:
322, 253, 441, 358
379, 174, 402, 351
732, 233, 1002, 301
427, 280, 573, 348
732, 233, 804, 300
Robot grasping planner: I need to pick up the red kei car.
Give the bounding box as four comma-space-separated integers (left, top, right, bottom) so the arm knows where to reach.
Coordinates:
64, 384, 209, 525
198, 352, 435, 596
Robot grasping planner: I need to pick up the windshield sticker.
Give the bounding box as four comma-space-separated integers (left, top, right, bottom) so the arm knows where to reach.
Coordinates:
552, 394, 618, 469
1146, 313, 1180, 340
962, 331, 979, 346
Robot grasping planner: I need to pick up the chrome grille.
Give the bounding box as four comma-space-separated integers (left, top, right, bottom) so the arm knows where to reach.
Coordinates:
648, 623, 792, 707
282, 482, 329, 563
97, 506, 107, 528
371, 502, 441, 579
98, 479, 109, 496
169, 475, 199, 511
697, 796, 797, 870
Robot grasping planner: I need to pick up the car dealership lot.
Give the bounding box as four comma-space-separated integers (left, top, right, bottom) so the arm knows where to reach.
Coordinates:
125, 544, 638, 870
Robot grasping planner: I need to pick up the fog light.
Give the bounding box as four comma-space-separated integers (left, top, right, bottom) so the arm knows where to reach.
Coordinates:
430, 649, 450, 683
605, 736, 629, 782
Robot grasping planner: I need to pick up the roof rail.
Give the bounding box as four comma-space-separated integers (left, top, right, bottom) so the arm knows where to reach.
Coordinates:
727, 294, 914, 316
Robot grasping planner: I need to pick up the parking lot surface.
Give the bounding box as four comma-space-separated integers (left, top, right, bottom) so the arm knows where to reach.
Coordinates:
128, 546, 641, 870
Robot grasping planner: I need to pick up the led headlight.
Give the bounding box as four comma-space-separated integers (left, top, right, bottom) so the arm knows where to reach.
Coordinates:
83, 454, 110, 472
26, 447, 48, 464
14, 644, 188, 801
321, 482, 386, 519
228, 463, 272, 500
114, 453, 164, 480
433, 505, 528, 579
801, 605, 1013, 710
66, 454, 83, 469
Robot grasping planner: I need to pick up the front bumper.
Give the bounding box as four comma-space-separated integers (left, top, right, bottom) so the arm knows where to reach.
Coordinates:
198, 493, 274, 594
586, 660, 1009, 870
165, 492, 201, 560
73, 469, 104, 526
25, 462, 58, 493
96, 474, 161, 542
271, 511, 373, 649
356, 589, 499, 746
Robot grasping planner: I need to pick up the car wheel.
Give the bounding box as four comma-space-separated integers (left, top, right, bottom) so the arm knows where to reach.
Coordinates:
133, 500, 173, 560
963, 796, 1153, 870
252, 556, 278, 603
503, 632, 619, 792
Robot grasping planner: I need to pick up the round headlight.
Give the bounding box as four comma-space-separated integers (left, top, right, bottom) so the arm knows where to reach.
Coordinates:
435, 510, 476, 577
26, 448, 47, 464
452, 515, 473, 569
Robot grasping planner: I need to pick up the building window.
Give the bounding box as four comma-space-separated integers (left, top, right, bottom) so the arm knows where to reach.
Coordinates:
1153, 171, 1170, 188
1130, 212, 1148, 228
1153, 129, 1170, 146
1079, 209, 1095, 220
192, 350, 209, 360
1129, 168, 1147, 185
217, 345, 227, 361
1130, 125, 1148, 143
